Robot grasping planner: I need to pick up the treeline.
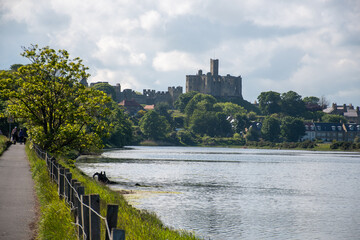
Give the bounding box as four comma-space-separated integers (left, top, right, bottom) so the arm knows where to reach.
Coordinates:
128, 89, 350, 147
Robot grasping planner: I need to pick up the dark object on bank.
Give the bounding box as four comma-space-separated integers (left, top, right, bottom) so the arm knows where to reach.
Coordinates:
93, 171, 116, 184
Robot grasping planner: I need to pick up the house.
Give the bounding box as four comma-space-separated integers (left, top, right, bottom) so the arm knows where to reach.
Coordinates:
302, 122, 360, 142
323, 103, 360, 123
119, 100, 143, 115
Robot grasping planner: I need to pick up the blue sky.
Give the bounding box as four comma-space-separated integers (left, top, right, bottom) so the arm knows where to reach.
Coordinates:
1, 0, 360, 106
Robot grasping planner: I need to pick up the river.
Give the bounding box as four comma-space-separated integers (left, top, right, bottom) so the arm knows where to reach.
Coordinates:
76, 146, 360, 240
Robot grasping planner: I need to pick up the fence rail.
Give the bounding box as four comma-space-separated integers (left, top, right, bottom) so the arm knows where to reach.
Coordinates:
33, 144, 125, 240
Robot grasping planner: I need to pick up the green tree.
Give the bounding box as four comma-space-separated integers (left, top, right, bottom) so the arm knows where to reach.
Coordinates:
174, 91, 198, 112
213, 102, 247, 116
155, 102, 173, 127
0, 45, 112, 153
261, 115, 281, 142
257, 91, 281, 115
321, 114, 347, 123
92, 82, 117, 102
103, 102, 133, 147
184, 93, 217, 117
233, 113, 250, 134
281, 91, 305, 117
280, 116, 305, 142
139, 110, 170, 140
303, 96, 320, 105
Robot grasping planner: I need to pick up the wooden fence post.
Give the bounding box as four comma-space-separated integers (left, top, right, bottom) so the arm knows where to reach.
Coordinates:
90, 194, 101, 240
70, 179, 78, 205
65, 172, 72, 202
111, 229, 125, 240
105, 204, 119, 240
58, 167, 65, 198
77, 186, 85, 239
73, 182, 81, 218
82, 195, 90, 240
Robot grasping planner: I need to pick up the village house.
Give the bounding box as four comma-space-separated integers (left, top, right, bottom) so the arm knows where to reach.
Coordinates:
323, 103, 360, 124
302, 122, 360, 142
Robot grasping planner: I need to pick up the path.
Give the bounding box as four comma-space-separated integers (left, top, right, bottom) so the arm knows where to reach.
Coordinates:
0, 144, 36, 240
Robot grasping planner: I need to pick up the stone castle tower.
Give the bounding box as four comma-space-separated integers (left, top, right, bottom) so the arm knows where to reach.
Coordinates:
186, 59, 242, 99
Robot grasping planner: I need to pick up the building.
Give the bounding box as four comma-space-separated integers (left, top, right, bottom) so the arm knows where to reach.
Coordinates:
186, 59, 242, 99
323, 103, 360, 123
119, 100, 143, 115
302, 122, 360, 142
88, 81, 183, 106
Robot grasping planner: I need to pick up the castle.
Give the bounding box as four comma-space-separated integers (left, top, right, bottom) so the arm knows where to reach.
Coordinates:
86, 81, 183, 106
186, 59, 242, 99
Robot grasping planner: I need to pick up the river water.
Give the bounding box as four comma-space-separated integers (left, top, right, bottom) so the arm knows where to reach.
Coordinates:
76, 146, 360, 240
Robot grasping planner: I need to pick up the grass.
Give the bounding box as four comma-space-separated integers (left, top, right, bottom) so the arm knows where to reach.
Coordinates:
0, 135, 10, 155
26, 144, 77, 240
58, 157, 201, 240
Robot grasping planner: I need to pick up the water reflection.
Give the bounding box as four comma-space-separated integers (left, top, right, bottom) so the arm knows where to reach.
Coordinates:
77, 146, 360, 240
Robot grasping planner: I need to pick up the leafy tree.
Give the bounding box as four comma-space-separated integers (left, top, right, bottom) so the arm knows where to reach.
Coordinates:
257, 91, 281, 115
280, 116, 305, 142
281, 91, 305, 117
321, 114, 347, 123
0, 45, 112, 153
184, 93, 217, 117
303, 96, 320, 105
92, 82, 117, 102
103, 102, 133, 147
261, 115, 281, 142
174, 91, 198, 112
155, 102, 172, 127
139, 110, 170, 140
233, 113, 250, 134
245, 126, 260, 141
213, 102, 247, 116
10, 64, 23, 71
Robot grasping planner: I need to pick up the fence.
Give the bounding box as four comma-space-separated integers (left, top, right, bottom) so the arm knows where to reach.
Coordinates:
33, 144, 125, 240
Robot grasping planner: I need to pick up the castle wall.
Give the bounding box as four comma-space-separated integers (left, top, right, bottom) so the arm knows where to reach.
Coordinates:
186, 59, 242, 99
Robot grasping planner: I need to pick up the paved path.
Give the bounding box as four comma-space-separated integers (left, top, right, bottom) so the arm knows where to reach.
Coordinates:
0, 144, 36, 240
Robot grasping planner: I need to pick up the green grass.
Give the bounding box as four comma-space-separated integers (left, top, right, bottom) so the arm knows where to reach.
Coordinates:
26, 144, 77, 240
0, 135, 10, 155
58, 158, 201, 240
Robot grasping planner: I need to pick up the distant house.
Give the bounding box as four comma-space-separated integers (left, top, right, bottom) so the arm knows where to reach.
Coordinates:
119, 100, 143, 115
144, 105, 155, 111
302, 122, 360, 142
323, 103, 360, 123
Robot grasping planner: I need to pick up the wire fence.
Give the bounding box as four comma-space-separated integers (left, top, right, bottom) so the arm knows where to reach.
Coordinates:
33, 144, 125, 240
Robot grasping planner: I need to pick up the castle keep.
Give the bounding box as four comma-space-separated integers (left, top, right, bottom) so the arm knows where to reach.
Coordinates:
186, 59, 242, 99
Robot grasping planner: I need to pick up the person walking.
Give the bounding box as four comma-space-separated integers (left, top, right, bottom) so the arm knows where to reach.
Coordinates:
19, 128, 24, 144
11, 126, 18, 144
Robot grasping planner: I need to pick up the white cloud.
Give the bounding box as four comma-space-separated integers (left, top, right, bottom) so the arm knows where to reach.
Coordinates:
153, 51, 201, 72
140, 10, 162, 31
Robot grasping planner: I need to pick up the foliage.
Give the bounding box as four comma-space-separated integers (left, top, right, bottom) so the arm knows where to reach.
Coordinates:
174, 91, 198, 112
139, 110, 170, 140
303, 96, 320, 105
321, 114, 347, 123
155, 102, 173, 127
103, 102, 133, 148
280, 116, 305, 142
245, 126, 260, 141
92, 82, 117, 101
213, 102, 247, 116
281, 91, 306, 117
261, 115, 281, 142
0, 135, 10, 155
233, 113, 250, 134
176, 129, 196, 145
330, 141, 360, 150
184, 93, 217, 117
257, 91, 282, 115
0, 45, 112, 154
26, 145, 77, 240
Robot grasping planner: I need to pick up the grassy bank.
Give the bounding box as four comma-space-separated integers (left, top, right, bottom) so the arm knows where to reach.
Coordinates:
58, 157, 200, 240
26, 144, 77, 240
0, 135, 10, 155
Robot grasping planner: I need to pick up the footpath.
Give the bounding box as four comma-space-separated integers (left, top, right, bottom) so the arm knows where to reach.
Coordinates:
0, 144, 36, 240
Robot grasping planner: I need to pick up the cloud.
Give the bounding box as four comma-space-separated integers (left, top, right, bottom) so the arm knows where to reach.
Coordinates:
0, 0, 359, 106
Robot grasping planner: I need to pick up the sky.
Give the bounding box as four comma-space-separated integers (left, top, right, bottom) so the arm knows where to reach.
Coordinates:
1, 0, 360, 107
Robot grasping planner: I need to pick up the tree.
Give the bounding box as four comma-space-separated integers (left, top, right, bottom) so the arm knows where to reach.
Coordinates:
103, 102, 133, 147
174, 91, 198, 112
280, 116, 305, 142
92, 82, 117, 102
184, 93, 217, 117
261, 115, 281, 142
303, 96, 320, 105
233, 113, 250, 134
257, 91, 281, 115
281, 91, 305, 117
0, 45, 112, 153
213, 102, 247, 116
139, 110, 170, 140
155, 102, 172, 127
321, 114, 347, 123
